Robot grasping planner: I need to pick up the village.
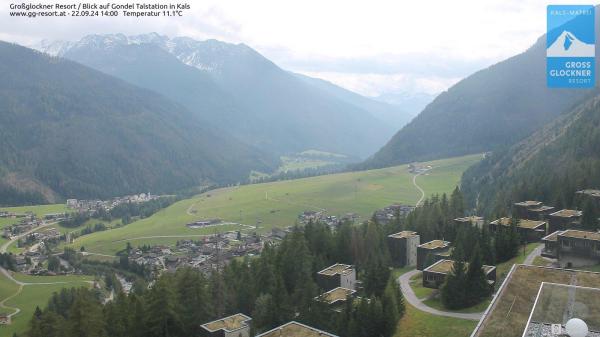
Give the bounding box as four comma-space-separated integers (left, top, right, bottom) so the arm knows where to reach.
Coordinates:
196, 188, 600, 337
3, 184, 600, 337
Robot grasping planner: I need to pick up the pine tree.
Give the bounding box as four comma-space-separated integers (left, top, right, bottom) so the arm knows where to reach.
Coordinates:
441, 247, 467, 309
582, 198, 599, 230
66, 289, 106, 337
465, 243, 491, 306
143, 277, 183, 337
174, 268, 211, 337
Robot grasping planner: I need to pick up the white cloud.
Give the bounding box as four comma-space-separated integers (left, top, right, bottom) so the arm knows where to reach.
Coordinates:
299, 71, 460, 97
0, 0, 588, 95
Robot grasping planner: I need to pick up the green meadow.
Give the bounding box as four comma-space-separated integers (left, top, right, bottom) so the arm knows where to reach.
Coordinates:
0, 272, 92, 337
71, 154, 481, 255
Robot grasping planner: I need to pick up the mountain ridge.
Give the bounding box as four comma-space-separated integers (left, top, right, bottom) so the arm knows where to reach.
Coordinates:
36, 33, 396, 158
0, 41, 276, 204
360, 7, 600, 169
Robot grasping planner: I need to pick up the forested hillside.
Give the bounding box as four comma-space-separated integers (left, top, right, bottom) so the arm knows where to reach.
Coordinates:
24, 221, 405, 337
0, 42, 276, 205
38, 34, 395, 158
461, 92, 600, 216
361, 11, 600, 168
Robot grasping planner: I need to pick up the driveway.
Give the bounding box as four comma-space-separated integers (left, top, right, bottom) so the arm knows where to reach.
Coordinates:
398, 269, 483, 321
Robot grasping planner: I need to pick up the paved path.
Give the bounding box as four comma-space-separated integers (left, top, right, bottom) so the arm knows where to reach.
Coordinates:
523, 244, 543, 265
398, 269, 483, 321
412, 169, 430, 207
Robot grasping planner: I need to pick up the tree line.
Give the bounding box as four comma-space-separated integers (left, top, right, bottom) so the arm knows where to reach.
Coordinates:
22, 219, 405, 337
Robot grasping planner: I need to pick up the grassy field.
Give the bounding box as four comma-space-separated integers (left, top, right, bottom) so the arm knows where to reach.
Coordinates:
0, 272, 92, 337
423, 296, 491, 314
409, 272, 435, 299
392, 267, 477, 337
277, 155, 336, 172
394, 303, 477, 337
0, 204, 68, 217
72, 154, 481, 255
495, 243, 540, 287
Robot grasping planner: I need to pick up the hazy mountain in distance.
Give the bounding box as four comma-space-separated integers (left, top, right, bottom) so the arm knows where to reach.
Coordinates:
294, 73, 415, 128
37, 33, 393, 159
0, 41, 276, 205
375, 91, 437, 116
360, 11, 600, 169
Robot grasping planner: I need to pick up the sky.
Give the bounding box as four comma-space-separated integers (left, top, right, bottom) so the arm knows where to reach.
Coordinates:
0, 0, 591, 98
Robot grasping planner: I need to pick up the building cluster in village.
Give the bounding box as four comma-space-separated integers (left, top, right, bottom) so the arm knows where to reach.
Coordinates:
127, 232, 264, 276
199, 262, 358, 337
1, 212, 44, 239
66, 192, 159, 214
385, 189, 600, 292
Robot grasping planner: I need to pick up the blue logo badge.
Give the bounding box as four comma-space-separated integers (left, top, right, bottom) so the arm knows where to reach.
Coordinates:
547, 5, 595, 88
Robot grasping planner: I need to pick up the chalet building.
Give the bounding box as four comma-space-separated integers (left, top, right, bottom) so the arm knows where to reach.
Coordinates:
454, 216, 485, 229
387, 231, 420, 267
422, 259, 496, 289
576, 189, 600, 205
513, 201, 543, 219
200, 313, 252, 337
255, 321, 339, 337
541, 230, 600, 268
526, 205, 555, 221
0, 313, 10, 325
317, 263, 357, 291
416, 240, 451, 271
489, 218, 547, 242
315, 287, 357, 312
548, 209, 582, 233
541, 231, 560, 259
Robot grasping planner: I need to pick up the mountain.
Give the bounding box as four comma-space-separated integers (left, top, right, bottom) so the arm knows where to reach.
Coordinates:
461, 90, 600, 215
361, 13, 600, 169
374, 91, 436, 116
293, 73, 415, 128
36, 33, 394, 159
0, 41, 277, 205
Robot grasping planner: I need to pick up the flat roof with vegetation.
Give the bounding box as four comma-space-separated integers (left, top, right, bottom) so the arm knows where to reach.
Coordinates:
201, 313, 251, 332
576, 189, 600, 197
560, 229, 600, 241
318, 263, 354, 276
524, 282, 600, 334
529, 205, 555, 212
549, 209, 582, 218
418, 239, 450, 250
318, 287, 356, 304
541, 230, 561, 242
388, 231, 419, 239
454, 216, 484, 223
542, 229, 600, 242
470, 265, 600, 337
256, 321, 339, 337
424, 259, 495, 275
514, 200, 543, 207
491, 217, 546, 229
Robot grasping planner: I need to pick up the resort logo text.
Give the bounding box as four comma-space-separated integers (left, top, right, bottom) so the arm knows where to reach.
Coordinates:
547, 5, 595, 88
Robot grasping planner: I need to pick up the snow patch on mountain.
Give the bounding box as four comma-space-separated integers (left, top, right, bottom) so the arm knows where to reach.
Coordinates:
33, 33, 253, 74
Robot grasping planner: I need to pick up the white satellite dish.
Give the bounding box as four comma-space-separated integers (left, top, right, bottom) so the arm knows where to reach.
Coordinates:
565, 318, 588, 337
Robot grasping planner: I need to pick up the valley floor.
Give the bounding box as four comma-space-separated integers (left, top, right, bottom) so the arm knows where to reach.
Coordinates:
0, 153, 482, 336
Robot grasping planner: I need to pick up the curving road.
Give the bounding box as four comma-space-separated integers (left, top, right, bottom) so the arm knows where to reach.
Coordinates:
398, 270, 483, 321
397, 244, 544, 320
0, 221, 79, 318
523, 244, 543, 265
412, 174, 426, 207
